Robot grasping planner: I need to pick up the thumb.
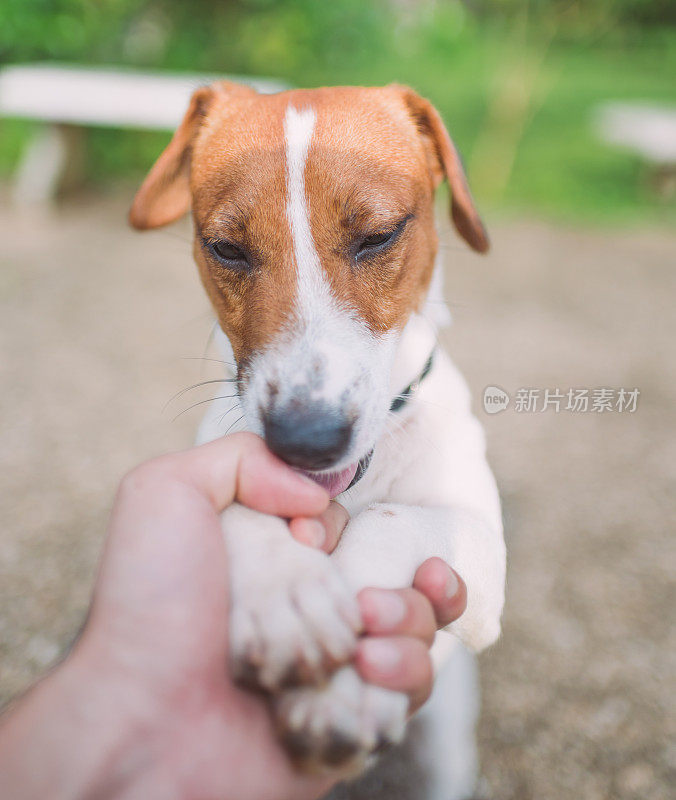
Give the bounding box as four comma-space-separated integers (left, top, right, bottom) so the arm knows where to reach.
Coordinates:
119, 432, 329, 519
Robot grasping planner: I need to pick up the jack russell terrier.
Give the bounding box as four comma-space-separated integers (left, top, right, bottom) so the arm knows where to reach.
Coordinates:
130, 82, 505, 800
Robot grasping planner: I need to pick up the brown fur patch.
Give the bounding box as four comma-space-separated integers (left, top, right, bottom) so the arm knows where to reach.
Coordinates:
131, 84, 487, 364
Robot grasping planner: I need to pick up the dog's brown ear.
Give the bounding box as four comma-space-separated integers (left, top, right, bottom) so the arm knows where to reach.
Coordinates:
129, 86, 214, 230
130, 81, 259, 230
395, 85, 489, 253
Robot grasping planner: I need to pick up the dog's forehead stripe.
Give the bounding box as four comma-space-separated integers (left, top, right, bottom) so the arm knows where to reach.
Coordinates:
283, 104, 334, 322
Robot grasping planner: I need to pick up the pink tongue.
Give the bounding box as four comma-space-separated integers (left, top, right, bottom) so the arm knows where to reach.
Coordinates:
299, 463, 359, 498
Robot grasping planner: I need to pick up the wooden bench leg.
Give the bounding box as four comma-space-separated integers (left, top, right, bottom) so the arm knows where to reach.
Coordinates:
12, 123, 85, 207
653, 164, 676, 199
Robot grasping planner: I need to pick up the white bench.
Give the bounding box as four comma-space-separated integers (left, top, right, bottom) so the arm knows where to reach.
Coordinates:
594, 102, 676, 197
0, 64, 289, 205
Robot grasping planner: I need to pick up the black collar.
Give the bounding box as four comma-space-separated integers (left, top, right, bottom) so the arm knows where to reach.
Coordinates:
346, 350, 435, 491
389, 350, 435, 413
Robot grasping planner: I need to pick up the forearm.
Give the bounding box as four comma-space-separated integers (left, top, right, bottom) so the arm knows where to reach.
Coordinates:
0, 647, 157, 800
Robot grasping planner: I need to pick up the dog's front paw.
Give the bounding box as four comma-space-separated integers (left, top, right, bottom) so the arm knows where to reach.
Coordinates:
274, 666, 408, 775
224, 505, 362, 691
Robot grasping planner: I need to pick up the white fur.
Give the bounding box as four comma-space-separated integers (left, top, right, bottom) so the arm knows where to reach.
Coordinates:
284, 105, 328, 329
234, 104, 399, 470
276, 664, 408, 775
194, 263, 504, 799
223, 503, 361, 689
193, 103, 506, 798
413, 644, 481, 800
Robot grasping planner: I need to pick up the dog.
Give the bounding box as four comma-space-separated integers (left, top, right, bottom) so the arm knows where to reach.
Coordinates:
130, 82, 505, 800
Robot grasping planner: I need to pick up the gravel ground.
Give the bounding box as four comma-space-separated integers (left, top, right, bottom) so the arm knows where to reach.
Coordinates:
0, 195, 674, 799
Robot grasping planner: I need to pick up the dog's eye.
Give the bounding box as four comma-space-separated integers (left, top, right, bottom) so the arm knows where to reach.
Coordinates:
357, 231, 394, 255
355, 216, 412, 261
359, 231, 394, 251
208, 240, 249, 270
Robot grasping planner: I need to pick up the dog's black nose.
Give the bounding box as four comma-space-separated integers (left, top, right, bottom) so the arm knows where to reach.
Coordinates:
263, 404, 352, 470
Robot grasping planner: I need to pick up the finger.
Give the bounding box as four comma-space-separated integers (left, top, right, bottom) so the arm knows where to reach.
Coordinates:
358, 588, 436, 646
355, 636, 433, 712
288, 517, 326, 549
317, 502, 349, 553
412, 558, 467, 629
289, 501, 349, 553
120, 432, 329, 519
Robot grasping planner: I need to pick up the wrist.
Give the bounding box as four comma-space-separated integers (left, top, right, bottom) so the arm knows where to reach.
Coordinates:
0, 642, 160, 800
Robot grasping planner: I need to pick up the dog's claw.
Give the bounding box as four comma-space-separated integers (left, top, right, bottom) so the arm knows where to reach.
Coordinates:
274, 666, 408, 775
228, 528, 361, 692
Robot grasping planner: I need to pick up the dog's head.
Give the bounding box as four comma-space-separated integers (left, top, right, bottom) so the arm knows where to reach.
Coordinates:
130, 83, 487, 494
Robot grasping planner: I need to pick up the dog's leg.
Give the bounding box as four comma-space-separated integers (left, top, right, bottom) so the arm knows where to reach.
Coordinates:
410, 643, 481, 800
333, 503, 505, 652
275, 663, 408, 775
273, 503, 504, 774
223, 503, 362, 690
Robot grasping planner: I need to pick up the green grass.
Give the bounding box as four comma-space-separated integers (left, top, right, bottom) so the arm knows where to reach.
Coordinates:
1, 14, 674, 227
295, 21, 676, 226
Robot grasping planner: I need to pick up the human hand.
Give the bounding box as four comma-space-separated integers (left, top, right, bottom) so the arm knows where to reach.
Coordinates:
0, 434, 466, 800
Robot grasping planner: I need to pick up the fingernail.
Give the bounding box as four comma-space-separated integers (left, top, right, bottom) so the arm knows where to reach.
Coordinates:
445, 569, 459, 599
360, 639, 402, 675
363, 589, 407, 629
305, 519, 325, 548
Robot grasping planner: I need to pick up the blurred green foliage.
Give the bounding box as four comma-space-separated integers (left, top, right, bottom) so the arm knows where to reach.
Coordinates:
0, 0, 674, 224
